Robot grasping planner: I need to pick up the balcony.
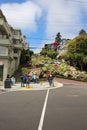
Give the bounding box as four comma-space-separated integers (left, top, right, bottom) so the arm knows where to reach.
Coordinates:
13, 49, 20, 58
13, 53, 19, 58
0, 46, 13, 60
0, 38, 12, 46
13, 43, 23, 49
13, 34, 21, 40
0, 19, 11, 35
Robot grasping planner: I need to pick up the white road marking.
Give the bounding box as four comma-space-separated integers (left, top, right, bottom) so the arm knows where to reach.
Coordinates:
38, 89, 49, 130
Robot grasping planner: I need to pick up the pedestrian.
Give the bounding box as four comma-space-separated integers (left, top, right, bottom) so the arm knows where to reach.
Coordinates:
20, 75, 24, 87
48, 73, 54, 86
7, 74, 11, 79
35, 72, 39, 83
31, 72, 35, 83
23, 73, 27, 87
11, 75, 16, 85
26, 72, 30, 88
20, 73, 27, 87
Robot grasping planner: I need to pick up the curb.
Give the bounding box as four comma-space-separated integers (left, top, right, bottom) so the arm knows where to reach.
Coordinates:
0, 82, 63, 92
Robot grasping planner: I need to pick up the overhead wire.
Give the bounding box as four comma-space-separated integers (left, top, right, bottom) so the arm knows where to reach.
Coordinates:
2, 0, 87, 51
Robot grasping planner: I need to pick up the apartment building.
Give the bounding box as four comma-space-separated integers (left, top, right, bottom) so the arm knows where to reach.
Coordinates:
44, 43, 54, 50
43, 39, 70, 52
0, 9, 28, 85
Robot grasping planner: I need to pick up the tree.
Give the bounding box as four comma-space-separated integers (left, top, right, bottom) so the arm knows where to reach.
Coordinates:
74, 53, 84, 71
47, 50, 57, 59
54, 32, 62, 51
79, 29, 87, 36
20, 49, 34, 65
55, 32, 62, 42
62, 35, 87, 71
68, 36, 87, 54
40, 49, 47, 56
20, 49, 26, 65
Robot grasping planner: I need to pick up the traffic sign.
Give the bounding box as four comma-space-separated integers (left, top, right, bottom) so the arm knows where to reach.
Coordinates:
54, 64, 58, 70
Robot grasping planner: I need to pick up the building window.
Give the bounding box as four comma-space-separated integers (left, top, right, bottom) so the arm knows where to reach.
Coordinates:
0, 47, 8, 56
13, 39, 19, 44
14, 49, 18, 53
14, 31, 19, 35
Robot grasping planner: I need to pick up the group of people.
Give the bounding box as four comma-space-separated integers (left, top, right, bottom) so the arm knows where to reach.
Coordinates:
5, 71, 54, 88
20, 72, 39, 87
20, 71, 54, 88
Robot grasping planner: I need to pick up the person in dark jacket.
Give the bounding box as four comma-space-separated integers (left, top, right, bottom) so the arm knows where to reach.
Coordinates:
48, 74, 54, 86
20, 75, 24, 87
20, 74, 27, 87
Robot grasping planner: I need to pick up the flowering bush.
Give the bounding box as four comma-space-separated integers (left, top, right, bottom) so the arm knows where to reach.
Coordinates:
40, 62, 87, 81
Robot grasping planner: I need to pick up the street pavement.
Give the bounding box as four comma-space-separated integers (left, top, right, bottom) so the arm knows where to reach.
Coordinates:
0, 79, 87, 130
43, 84, 87, 130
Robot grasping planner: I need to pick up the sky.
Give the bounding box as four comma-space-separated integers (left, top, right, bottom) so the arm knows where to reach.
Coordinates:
0, 0, 87, 53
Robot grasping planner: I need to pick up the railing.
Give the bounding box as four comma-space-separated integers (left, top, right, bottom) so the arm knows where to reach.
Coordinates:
0, 39, 12, 45
0, 35, 7, 39
0, 19, 12, 35
13, 53, 19, 58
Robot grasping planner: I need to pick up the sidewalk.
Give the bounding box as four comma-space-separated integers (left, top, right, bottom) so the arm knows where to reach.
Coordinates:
0, 77, 87, 92
0, 81, 63, 92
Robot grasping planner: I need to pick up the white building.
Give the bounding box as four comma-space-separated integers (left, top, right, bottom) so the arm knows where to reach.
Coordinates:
0, 9, 28, 85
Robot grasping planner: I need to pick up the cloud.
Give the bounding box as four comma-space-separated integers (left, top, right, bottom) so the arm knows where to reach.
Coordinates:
0, 1, 42, 32
1, 0, 87, 48
34, 0, 87, 39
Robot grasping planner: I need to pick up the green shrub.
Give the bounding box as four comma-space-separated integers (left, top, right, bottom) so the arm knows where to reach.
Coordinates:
21, 68, 30, 74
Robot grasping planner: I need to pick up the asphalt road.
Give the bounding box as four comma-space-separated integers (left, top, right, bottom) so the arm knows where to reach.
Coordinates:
0, 84, 87, 130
